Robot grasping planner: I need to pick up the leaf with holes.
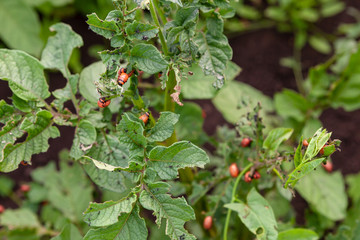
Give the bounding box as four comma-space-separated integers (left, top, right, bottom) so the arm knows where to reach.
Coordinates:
225, 188, 278, 240
125, 21, 158, 41
86, 13, 119, 39
83, 192, 137, 227
117, 113, 147, 163
84, 205, 147, 240
304, 128, 331, 162
70, 119, 97, 160
195, 32, 232, 77
82, 133, 138, 193
0, 111, 59, 172
285, 158, 325, 189
139, 182, 196, 240
148, 141, 209, 180
41, 23, 83, 78
0, 49, 50, 101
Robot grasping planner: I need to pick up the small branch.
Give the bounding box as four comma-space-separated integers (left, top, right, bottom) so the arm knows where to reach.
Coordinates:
149, 0, 169, 56
223, 163, 253, 240
293, 46, 306, 96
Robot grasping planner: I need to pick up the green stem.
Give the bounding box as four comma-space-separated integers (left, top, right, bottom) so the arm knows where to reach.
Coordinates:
223, 163, 253, 240
272, 168, 284, 182
164, 69, 177, 145
152, 0, 167, 25
149, 0, 169, 56
293, 46, 306, 96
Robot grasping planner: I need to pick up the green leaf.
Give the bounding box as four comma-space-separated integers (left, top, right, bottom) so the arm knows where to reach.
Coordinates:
31, 159, 93, 222
0, 100, 14, 121
148, 141, 209, 180
167, 0, 182, 7
265, 7, 287, 21
332, 74, 360, 111
225, 188, 278, 240
41, 23, 83, 78
130, 44, 169, 74
12, 94, 32, 112
86, 13, 119, 39
0, 49, 50, 101
52, 74, 79, 110
294, 137, 303, 168
298, 8, 319, 22
82, 131, 137, 194
110, 35, 125, 48
285, 158, 325, 188
174, 6, 198, 28
0, 115, 23, 161
117, 113, 147, 163
195, 32, 232, 78
0, 175, 14, 197
84, 205, 147, 240
296, 170, 347, 221
0, 208, 40, 229
321, 2, 345, 17
175, 102, 205, 145
139, 182, 195, 240
87, 133, 131, 169
79, 61, 106, 104
0, 0, 42, 56
0, 111, 60, 172
263, 128, 293, 153
181, 61, 241, 99
274, 89, 312, 122
83, 192, 137, 227
278, 228, 318, 240
147, 112, 179, 142
304, 128, 331, 162
125, 21, 158, 41
51, 223, 82, 240
236, 5, 261, 20
212, 81, 275, 127
345, 173, 360, 203
70, 119, 97, 160
309, 35, 331, 54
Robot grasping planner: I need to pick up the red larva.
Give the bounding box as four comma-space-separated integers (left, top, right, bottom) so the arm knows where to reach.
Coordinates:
241, 138, 252, 147
229, 163, 239, 178
203, 216, 213, 230
139, 112, 150, 124
98, 97, 111, 108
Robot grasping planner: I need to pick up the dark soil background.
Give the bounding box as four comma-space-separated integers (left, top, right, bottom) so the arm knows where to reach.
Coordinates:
1, 0, 360, 229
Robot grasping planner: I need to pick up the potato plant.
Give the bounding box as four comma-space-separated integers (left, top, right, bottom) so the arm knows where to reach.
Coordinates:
0, 0, 358, 240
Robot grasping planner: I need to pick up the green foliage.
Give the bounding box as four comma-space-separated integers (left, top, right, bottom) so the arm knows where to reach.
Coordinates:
296, 170, 347, 221
0, 0, 43, 56
0, 0, 355, 239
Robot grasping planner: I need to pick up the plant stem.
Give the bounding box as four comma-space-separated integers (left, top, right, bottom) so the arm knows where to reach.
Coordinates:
164, 69, 177, 145
223, 163, 253, 240
152, 0, 167, 25
293, 46, 306, 96
149, 0, 169, 56
272, 168, 284, 181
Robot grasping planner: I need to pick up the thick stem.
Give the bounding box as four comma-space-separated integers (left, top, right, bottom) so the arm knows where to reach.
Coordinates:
164, 69, 177, 145
149, 0, 169, 56
223, 163, 253, 240
152, 0, 167, 25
